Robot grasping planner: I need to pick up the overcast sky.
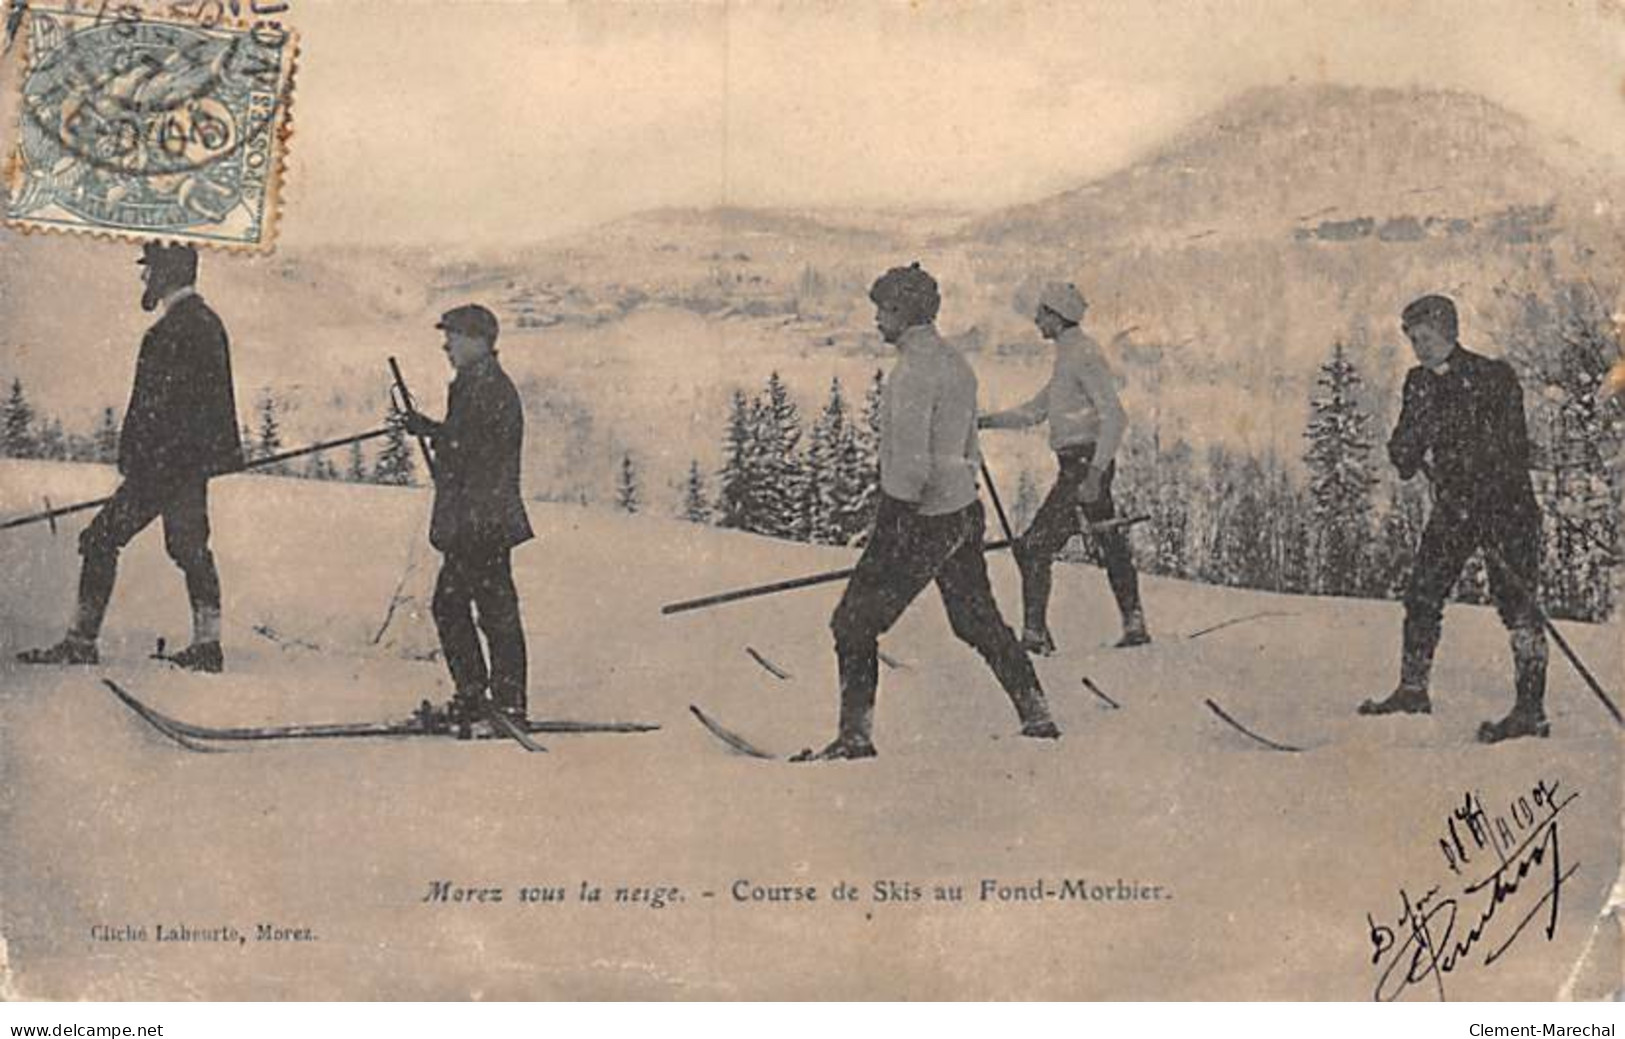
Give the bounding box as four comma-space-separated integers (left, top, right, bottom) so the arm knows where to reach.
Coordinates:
278, 0, 1625, 248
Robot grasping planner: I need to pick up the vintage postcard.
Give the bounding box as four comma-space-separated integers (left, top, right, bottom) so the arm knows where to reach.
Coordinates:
0, 0, 1620, 1002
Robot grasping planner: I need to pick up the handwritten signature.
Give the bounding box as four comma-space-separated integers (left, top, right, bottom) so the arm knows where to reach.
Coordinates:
1366, 778, 1580, 1002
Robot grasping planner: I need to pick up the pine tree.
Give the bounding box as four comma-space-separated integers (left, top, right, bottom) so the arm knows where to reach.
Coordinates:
373, 401, 417, 486
1150, 439, 1194, 578
742, 394, 775, 533
794, 468, 822, 543
851, 367, 886, 533
801, 407, 832, 543
93, 406, 120, 464
756, 372, 804, 538
302, 450, 337, 481
1111, 427, 1156, 529
1498, 281, 1621, 621
805, 377, 867, 544
1274, 467, 1318, 595
1198, 444, 1240, 585
255, 390, 287, 474
716, 389, 757, 530
1371, 481, 1428, 600
1218, 455, 1272, 589
681, 459, 711, 523
829, 405, 871, 544
1303, 341, 1377, 596
346, 440, 368, 483
616, 452, 640, 514
36, 418, 66, 460
2, 378, 36, 458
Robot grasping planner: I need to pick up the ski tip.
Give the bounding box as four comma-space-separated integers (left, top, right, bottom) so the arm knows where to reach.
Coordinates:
1203, 697, 1304, 753
744, 645, 793, 681
689, 704, 779, 760
1080, 676, 1122, 709
483, 707, 548, 752
101, 678, 224, 753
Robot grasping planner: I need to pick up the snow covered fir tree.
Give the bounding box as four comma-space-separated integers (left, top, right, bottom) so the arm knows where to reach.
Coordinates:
253, 390, 288, 475
714, 371, 881, 546
616, 452, 640, 514
1497, 279, 1625, 621
680, 460, 710, 524
373, 401, 418, 486
2, 378, 36, 459
1302, 341, 1377, 598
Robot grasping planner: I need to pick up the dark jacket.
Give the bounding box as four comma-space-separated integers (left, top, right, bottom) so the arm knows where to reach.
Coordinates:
1388, 346, 1534, 507
427, 355, 534, 553
119, 292, 244, 480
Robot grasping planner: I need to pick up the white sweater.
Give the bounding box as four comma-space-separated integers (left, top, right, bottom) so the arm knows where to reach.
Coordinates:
980, 326, 1126, 462
879, 325, 981, 516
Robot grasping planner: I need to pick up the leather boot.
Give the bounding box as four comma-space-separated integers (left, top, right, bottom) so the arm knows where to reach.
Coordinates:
1021, 628, 1057, 656
448, 688, 486, 740
792, 668, 878, 762
1479, 627, 1550, 743
1008, 680, 1061, 739
1115, 606, 1151, 648
165, 641, 224, 674
16, 633, 98, 666
1359, 621, 1436, 715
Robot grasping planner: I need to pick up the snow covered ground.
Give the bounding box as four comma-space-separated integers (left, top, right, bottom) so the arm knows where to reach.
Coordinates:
0, 461, 1618, 999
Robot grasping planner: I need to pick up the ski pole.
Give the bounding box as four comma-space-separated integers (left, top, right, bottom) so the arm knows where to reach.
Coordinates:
1419, 464, 1623, 728
387, 356, 438, 481
663, 541, 1021, 615
1479, 538, 1623, 727
662, 515, 1149, 616
0, 426, 393, 534
979, 461, 1018, 543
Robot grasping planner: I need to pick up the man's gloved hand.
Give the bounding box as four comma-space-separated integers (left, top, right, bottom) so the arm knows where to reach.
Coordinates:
399, 408, 437, 438
1390, 374, 1436, 480
1080, 464, 1105, 504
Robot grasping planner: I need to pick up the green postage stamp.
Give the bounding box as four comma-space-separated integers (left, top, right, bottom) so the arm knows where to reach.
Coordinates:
6, 3, 295, 250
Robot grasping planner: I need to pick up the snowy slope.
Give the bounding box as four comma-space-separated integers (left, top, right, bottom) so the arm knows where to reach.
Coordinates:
0, 461, 1618, 1000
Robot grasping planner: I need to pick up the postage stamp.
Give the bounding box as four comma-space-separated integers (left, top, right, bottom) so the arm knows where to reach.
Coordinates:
4, 3, 296, 250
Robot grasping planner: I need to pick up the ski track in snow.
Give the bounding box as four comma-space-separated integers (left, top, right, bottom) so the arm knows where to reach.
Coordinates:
0, 461, 1619, 999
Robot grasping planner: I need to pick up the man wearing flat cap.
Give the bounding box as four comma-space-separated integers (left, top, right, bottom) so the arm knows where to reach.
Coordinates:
20, 242, 243, 672
402, 303, 534, 727
797, 263, 1059, 762
979, 281, 1148, 654
1360, 294, 1549, 742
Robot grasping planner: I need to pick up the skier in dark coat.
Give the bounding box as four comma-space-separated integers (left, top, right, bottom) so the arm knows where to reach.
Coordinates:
403, 304, 535, 725
20, 242, 242, 672
1359, 294, 1549, 742
795, 263, 1059, 762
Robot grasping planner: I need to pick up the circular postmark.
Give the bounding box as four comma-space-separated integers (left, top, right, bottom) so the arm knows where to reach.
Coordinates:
15, 9, 288, 232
